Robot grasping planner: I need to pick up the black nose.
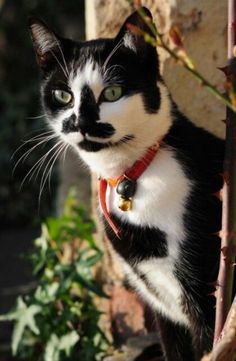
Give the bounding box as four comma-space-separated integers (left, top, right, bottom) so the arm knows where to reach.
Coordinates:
78, 116, 93, 136
62, 114, 94, 135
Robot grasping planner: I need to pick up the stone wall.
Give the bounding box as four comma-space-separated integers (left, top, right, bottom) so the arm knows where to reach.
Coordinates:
85, 0, 227, 138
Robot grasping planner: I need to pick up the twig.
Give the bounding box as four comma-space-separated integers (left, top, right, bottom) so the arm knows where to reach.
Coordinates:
213, 0, 236, 346
201, 296, 236, 361
135, 6, 236, 113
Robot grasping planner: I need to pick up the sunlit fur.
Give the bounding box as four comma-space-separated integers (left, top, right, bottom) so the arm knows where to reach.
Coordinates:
29, 7, 226, 361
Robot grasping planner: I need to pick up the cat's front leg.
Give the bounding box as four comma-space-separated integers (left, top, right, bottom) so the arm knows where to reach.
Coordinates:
157, 315, 196, 361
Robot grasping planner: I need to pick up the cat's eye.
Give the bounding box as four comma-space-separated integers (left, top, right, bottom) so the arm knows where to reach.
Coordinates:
102, 86, 123, 102
53, 89, 72, 105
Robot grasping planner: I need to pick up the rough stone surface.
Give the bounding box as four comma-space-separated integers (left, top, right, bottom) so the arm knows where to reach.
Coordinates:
104, 333, 162, 361
110, 286, 146, 344
85, 0, 227, 138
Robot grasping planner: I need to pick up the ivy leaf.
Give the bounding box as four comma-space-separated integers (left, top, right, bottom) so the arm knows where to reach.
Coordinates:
33, 224, 49, 274
44, 334, 60, 361
34, 282, 59, 304
59, 331, 80, 356
45, 331, 79, 361
0, 297, 41, 355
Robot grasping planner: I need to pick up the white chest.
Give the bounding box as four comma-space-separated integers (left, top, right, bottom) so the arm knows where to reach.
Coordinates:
105, 147, 192, 326
107, 147, 191, 252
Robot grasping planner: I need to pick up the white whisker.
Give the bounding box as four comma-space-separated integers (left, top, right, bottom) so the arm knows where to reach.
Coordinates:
38, 141, 65, 203
19, 139, 62, 189
26, 114, 47, 120
62, 143, 70, 167
11, 130, 54, 160
12, 133, 58, 174
102, 38, 124, 70
50, 50, 68, 79
54, 37, 70, 77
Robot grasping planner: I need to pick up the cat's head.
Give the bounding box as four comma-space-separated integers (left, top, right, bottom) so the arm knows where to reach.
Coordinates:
29, 7, 172, 178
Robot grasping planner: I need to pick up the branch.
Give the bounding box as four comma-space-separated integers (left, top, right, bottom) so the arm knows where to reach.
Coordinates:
201, 296, 236, 361
213, 0, 236, 345
134, 6, 236, 113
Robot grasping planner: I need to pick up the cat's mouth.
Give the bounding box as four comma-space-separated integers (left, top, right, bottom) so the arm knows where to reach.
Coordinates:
78, 134, 134, 152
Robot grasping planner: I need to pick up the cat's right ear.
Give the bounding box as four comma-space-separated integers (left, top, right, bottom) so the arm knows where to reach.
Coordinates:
28, 17, 61, 70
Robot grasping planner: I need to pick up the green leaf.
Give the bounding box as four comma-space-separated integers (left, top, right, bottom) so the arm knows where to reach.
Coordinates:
34, 282, 59, 304
0, 297, 42, 355
59, 331, 80, 356
44, 331, 79, 361
44, 334, 60, 361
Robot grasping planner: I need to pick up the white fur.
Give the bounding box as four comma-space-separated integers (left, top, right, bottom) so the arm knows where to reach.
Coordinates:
106, 147, 192, 326
122, 259, 190, 326
70, 60, 104, 108
123, 33, 137, 52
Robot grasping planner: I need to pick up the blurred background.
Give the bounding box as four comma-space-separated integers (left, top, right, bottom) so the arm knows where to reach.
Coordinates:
0, 1, 87, 358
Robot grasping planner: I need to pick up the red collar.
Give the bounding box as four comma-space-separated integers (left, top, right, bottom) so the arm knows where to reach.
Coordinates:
99, 142, 161, 239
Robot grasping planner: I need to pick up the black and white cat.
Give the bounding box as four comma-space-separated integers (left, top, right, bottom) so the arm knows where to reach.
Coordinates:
29, 7, 225, 361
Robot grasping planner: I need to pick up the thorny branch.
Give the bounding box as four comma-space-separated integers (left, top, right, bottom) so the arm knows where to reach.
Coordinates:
213, 0, 236, 348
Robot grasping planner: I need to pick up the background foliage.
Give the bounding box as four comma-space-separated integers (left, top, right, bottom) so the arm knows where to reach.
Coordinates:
0, 190, 110, 361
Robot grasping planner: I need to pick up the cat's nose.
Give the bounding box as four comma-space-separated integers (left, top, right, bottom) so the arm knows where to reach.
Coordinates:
78, 116, 92, 136
62, 115, 92, 135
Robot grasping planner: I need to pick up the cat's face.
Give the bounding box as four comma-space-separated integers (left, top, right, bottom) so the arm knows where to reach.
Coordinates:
29, 7, 172, 177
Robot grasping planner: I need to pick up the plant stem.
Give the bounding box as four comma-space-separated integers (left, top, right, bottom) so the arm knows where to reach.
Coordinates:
201, 296, 236, 361
213, 0, 236, 346
136, 6, 236, 113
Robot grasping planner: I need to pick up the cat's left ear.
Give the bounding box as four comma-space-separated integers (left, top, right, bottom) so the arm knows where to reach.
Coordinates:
115, 7, 156, 53
28, 17, 63, 71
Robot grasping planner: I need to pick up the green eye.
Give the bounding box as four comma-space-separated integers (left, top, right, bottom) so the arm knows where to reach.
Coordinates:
53, 89, 72, 105
103, 86, 123, 102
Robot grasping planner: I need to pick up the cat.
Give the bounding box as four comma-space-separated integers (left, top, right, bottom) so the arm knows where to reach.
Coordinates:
29, 7, 225, 361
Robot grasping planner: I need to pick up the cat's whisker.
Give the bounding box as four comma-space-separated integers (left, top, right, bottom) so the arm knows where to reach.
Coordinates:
20, 139, 61, 190
50, 50, 68, 79
28, 139, 63, 184
102, 38, 124, 70
62, 143, 70, 167
11, 130, 54, 160
12, 133, 58, 174
38, 141, 66, 202
47, 143, 68, 195
23, 132, 55, 144
21, 127, 52, 139
103, 64, 126, 84
54, 37, 70, 77
26, 114, 47, 120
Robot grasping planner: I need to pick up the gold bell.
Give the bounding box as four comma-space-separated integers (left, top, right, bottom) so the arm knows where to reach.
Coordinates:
118, 196, 132, 211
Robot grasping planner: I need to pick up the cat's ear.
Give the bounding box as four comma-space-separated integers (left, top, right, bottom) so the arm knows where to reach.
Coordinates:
115, 7, 155, 53
28, 17, 62, 70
